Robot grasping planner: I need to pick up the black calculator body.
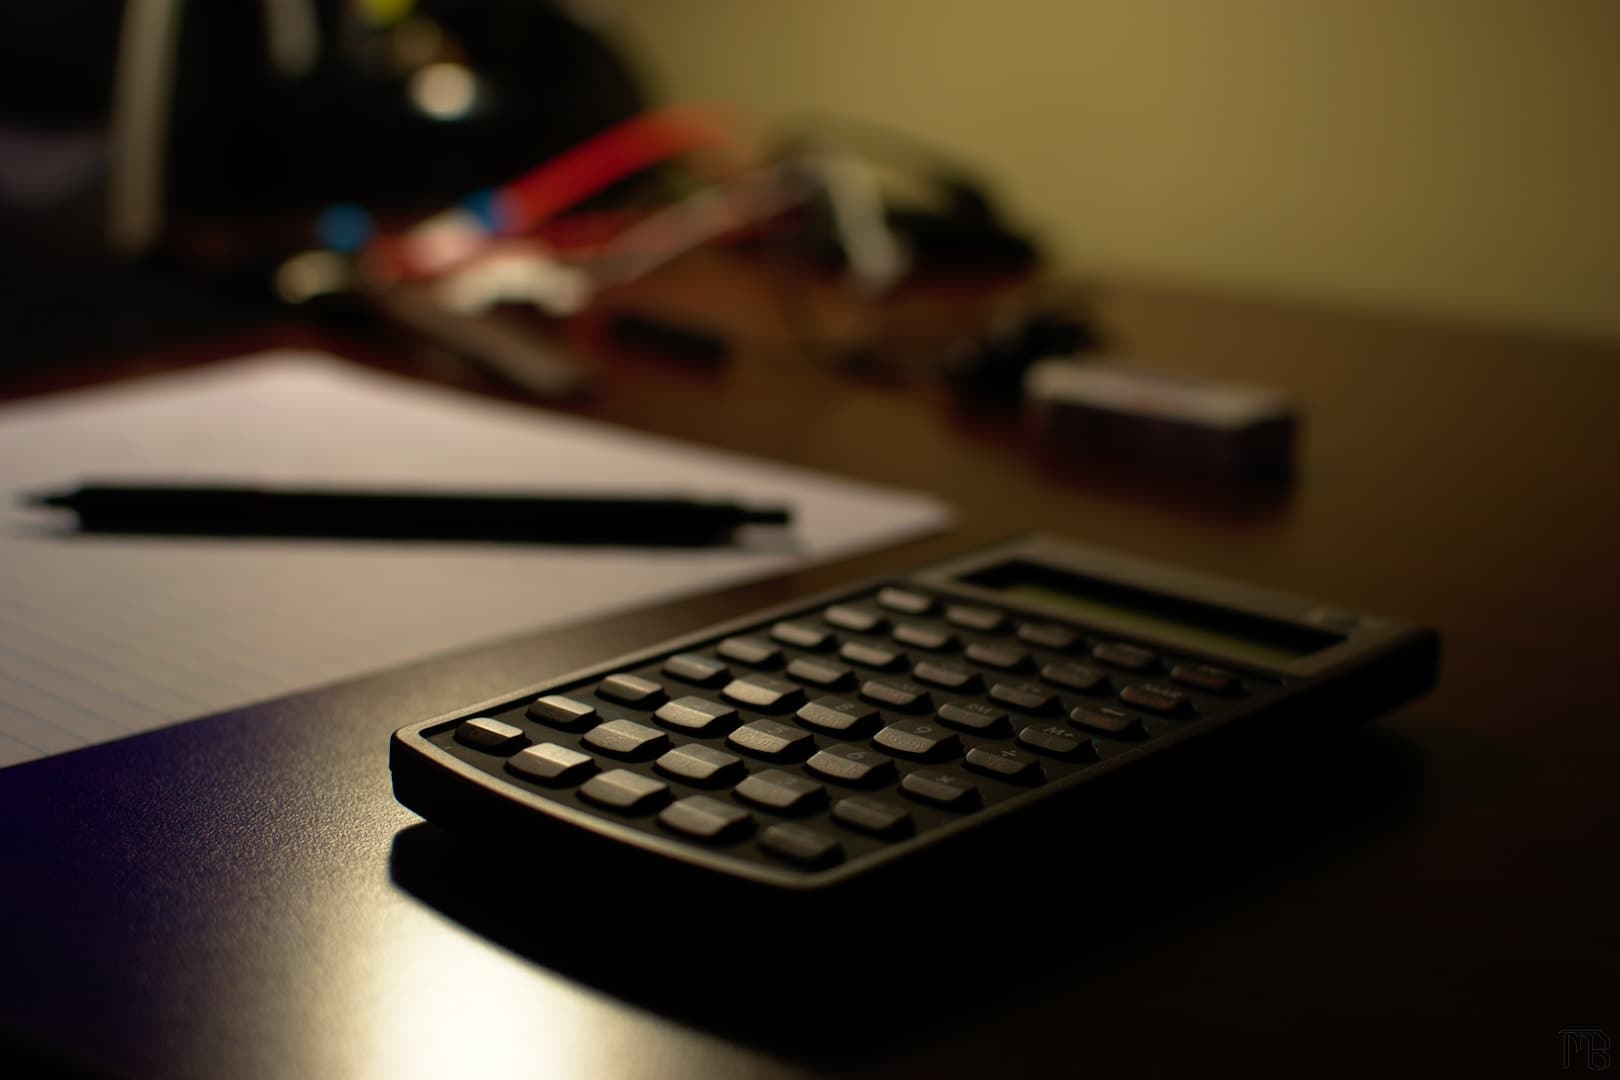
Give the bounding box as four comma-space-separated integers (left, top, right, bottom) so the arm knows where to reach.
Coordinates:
391, 535, 1439, 892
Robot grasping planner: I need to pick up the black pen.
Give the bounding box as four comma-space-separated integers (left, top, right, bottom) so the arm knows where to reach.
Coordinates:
26, 484, 792, 546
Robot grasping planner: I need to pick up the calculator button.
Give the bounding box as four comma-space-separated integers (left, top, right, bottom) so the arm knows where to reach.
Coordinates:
1119, 682, 1192, 715
874, 717, 962, 761
734, 769, 826, 814
655, 744, 745, 786
507, 742, 596, 785
759, 823, 843, 867
727, 719, 817, 762
900, 769, 980, 810
1017, 622, 1080, 650
806, 743, 898, 787
527, 694, 598, 731
717, 636, 783, 668
831, 796, 914, 839
936, 701, 1011, 734
795, 699, 881, 737
1170, 663, 1240, 694
583, 718, 670, 759
860, 679, 933, 712
911, 660, 982, 692
945, 604, 1008, 632
596, 674, 665, 708
579, 769, 670, 813
989, 681, 1060, 714
786, 656, 855, 690
1092, 642, 1157, 671
1016, 722, 1098, 762
722, 675, 806, 712
964, 745, 1045, 783
823, 604, 887, 634
1069, 705, 1146, 739
770, 620, 834, 651
659, 795, 753, 842
840, 641, 908, 671
1041, 661, 1108, 693
892, 623, 956, 652
654, 695, 739, 736
877, 586, 934, 615
964, 641, 1030, 671
662, 653, 730, 687
453, 717, 528, 754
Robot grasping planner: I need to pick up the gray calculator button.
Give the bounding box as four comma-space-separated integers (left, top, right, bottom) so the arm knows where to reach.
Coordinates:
876, 587, 934, 615
727, 718, 816, 762
823, 604, 886, 634
654, 695, 739, 735
936, 701, 1010, 734
945, 604, 1007, 632
735, 769, 826, 814
964, 745, 1044, 783
527, 694, 597, 731
840, 641, 908, 672
1091, 642, 1157, 671
964, 641, 1030, 671
892, 623, 956, 652
786, 656, 855, 689
874, 717, 961, 761
900, 769, 980, 810
759, 823, 842, 867
506, 742, 595, 785
454, 717, 528, 754
583, 718, 670, 759
1016, 722, 1098, 762
795, 699, 880, 736
860, 679, 932, 712
831, 796, 913, 839
579, 769, 670, 813
659, 796, 752, 842
718, 636, 783, 667
1017, 622, 1080, 650
1069, 704, 1146, 738
655, 744, 745, 786
1119, 682, 1192, 715
806, 743, 897, 787
770, 621, 833, 651
722, 675, 806, 712
662, 653, 730, 687
596, 674, 665, 708
1042, 661, 1108, 693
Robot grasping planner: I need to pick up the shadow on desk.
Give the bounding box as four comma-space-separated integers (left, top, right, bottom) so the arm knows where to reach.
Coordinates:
389, 722, 1429, 1072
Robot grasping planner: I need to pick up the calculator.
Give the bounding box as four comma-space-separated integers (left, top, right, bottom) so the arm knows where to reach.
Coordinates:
390, 535, 1439, 891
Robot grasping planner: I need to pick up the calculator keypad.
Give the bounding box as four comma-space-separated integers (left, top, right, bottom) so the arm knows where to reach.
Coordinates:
423, 581, 1274, 881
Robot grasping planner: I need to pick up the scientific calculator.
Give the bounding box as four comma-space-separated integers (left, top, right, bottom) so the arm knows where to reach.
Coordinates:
390, 535, 1439, 891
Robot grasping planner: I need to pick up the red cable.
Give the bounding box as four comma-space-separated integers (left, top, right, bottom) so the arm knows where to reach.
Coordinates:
494, 104, 739, 234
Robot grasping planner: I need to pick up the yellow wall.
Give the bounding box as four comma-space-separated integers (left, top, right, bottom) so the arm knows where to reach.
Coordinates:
607, 0, 1620, 342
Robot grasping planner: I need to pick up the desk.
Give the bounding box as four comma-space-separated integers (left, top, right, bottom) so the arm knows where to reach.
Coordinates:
3, 274, 1618, 1078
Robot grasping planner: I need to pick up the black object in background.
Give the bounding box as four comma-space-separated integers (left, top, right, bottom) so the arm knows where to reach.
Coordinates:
0, 2, 644, 373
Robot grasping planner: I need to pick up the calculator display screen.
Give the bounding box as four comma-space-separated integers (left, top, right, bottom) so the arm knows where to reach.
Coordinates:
964, 561, 1341, 667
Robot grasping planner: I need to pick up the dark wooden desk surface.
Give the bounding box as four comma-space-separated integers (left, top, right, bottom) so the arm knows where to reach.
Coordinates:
3, 272, 1618, 1078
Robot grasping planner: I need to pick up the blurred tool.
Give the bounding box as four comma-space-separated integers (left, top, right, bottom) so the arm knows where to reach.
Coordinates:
1024, 359, 1297, 484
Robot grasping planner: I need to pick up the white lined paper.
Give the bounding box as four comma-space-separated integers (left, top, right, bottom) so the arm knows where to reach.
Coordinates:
0, 353, 952, 767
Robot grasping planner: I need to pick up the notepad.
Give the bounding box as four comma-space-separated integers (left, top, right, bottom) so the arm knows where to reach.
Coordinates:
0, 353, 952, 768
